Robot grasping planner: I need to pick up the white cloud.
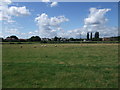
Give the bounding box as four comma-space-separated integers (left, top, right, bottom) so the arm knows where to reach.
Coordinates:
82, 8, 118, 38
0, 0, 30, 22
8, 6, 30, 16
42, 0, 50, 2
35, 13, 69, 38
42, 0, 58, 7
84, 8, 111, 26
0, 0, 31, 38
50, 2, 58, 7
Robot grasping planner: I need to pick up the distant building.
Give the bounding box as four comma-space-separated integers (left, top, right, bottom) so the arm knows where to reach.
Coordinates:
41, 38, 50, 41
19, 39, 27, 42
60, 38, 68, 41
6, 37, 16, 41
102, 37, 118, 41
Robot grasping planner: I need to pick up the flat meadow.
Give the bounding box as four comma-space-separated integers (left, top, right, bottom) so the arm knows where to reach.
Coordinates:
2, 43, 118, 88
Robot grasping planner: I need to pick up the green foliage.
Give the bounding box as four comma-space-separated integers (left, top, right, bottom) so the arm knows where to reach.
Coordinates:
87, 32, 89, 40
9, 35, 19, 40
90, 32, 92, 40
28, 36, 41, 42
95, 32, 99, 39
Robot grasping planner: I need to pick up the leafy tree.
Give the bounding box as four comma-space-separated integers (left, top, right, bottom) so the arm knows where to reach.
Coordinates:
90, 32, 92, 40
93, 32, 100, 41
69, 38, 74, 41
87, 32, 89, 40
5, 35, 19, 42
29, 36, 41, 42
53, 36, 58, 41
95, 32, 99, 39
0, 38, 3, 42
10, 35, 19, 40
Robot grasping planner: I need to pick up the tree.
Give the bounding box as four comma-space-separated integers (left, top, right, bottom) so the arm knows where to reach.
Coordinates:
90, 32, 92, 40
94, 32, 100, 41
29, 36, 41, 42
87, 32, 89, 40
95, 32, 99, 39
5, 35, 19, 42
69, 38, 74, 41
10, 35, 19, 40
53, 36, 58, 41
0, 38, 3, 42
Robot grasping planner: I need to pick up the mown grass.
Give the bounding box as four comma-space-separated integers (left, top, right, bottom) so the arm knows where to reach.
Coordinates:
2, 44, 118, 88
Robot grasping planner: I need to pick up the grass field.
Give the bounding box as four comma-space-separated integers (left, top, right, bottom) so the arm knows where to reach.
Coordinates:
2, 43, 118, 88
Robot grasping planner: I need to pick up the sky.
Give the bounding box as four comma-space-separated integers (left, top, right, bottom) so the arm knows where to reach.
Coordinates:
0, 0, 118, 39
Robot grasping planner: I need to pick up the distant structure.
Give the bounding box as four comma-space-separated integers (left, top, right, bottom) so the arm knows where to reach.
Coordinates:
102, 37, 118, 41
90, 32, 92, 40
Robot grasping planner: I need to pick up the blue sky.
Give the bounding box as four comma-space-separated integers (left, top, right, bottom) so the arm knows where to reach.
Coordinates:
1, 1, 118, 38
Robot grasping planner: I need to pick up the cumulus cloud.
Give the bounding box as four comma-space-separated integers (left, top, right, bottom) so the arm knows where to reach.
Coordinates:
84, 8, 111, 26
8, 6, 30, 16
0, 0, 30, 22
82, 8, 118, 38
35, 13, 69, 38
82, 8, 112, 34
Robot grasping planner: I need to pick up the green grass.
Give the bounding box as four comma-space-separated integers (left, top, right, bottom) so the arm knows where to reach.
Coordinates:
2, 44, 118, 88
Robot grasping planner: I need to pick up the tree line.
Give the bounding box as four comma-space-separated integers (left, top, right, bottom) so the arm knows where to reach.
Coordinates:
1, 31, 119, 43
0, 32, 101, 42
